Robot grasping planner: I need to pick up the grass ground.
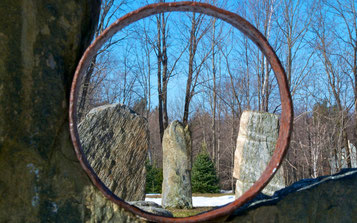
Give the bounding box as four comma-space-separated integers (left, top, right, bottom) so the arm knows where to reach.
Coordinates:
145, 193, 234, 198
166, 207, 213, 217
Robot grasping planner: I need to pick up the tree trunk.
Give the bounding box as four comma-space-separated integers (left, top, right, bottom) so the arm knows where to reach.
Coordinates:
161, 13, 169, 130
211, 18, 217, 164
244, 37, 251, 110
78, 56, 97, 121
353, 46, 357, 148
183, 12, 197, 126
231, 115, 236, 191
156, 13, 164, 141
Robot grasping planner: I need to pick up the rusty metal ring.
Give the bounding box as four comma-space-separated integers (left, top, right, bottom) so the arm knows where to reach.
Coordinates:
69, 2, 293, 222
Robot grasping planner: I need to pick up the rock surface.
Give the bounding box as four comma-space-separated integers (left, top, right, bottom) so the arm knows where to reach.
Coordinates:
162, 121, 193, 209
2, 1, 357, 222
227, 168, 357, 223
129, 201, 173, 217
233, 111, 285, 197
0, 1, 145, 222
83, 186, 146, 223
78, 103, 148, 201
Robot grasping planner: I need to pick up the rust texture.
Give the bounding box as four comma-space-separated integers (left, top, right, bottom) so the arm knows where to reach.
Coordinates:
69, 2, 293, 222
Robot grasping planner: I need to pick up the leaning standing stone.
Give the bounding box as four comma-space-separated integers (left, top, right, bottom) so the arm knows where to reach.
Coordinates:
78, 103, 148, 201
162, 121, 193, 209
233, 111, 285, 198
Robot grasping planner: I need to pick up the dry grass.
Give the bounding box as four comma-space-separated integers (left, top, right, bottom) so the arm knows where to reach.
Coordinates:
145, 193, 234, 199
167, 207, 213, 217
192, 193, 234, 197
145, 194, 161, 198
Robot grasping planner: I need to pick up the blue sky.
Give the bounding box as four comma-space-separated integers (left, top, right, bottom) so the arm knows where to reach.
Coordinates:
91, 0, 356, 121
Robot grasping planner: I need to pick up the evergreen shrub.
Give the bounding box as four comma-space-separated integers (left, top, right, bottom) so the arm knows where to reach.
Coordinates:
191, 151, 220, 193
145, 160, 163, 193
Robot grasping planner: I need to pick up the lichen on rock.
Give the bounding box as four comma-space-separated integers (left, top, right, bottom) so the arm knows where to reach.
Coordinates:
0, 1, 148, 222
233, 111, 285, 197
78, 103, 148, 201
161, 120, 193, 209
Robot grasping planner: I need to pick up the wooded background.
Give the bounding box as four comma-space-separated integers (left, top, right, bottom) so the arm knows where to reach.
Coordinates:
76, 0, 357, 190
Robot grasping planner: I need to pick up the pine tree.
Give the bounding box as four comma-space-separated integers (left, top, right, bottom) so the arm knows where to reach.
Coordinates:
191, 150, 220, 193
145, 160, 163, 193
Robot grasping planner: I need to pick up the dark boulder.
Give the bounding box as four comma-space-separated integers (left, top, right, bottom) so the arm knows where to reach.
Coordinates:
227, 169, 357, 223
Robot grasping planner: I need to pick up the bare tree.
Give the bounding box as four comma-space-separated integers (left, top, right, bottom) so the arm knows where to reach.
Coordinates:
155, 9, 167, 141
239, 0, 278, 112
77, 0, 130, 120
183, 12, 211, 126
211, 17, 218, 167
153, 3, 187, 140
276, 0, 315, 97
312, 3, 352, 168
260, 0, 275, 112
323, 0, 357, 147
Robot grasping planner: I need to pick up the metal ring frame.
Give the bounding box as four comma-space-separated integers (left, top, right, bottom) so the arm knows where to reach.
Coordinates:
69, 2, 293, 222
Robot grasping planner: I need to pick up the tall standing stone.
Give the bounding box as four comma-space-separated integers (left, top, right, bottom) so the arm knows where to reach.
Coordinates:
162, 121, 192, 209
78, 103, 148, 201
233, 111, 285, 198
0, 1, 145, 222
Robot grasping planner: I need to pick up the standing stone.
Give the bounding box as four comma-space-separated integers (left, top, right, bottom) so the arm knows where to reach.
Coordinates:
162, 121, 192, 209
233, 111, 285, 198
78, 103, 148, 201
0, 1, 146, 221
